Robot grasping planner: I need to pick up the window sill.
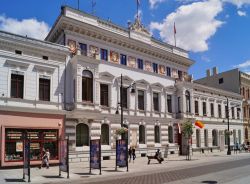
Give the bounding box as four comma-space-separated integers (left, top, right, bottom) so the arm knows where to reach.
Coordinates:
82, 101, 94, 106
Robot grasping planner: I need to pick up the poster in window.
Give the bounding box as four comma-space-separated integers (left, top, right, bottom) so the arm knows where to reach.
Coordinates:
128, 56, 136, 68
90, 139, 101, 169
68, 40, 77, 55
16, 142, 23, 152
116, 139, 127, 167
110, 51, 119, 63
145, 61, 152, 72
89, 45, 99, 59
159, 65, 166, 75
59, 139, 68, 172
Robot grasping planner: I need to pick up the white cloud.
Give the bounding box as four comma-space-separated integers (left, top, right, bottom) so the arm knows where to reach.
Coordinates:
222, 0, 250, 8
237, 10, 247, 16
150, 0, 223, 52
234, 60, 250, 68
0, 15, 50, 40
149, 0, 166, 9
134, 9, 143, 19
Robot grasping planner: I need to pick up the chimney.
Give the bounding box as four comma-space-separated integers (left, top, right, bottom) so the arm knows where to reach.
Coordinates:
213, 67, 218, 76
206, 69, 211, 77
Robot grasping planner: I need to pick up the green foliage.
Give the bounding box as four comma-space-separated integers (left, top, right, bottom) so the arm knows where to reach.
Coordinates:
115, 127, 128, 135
182, 121, 194, 139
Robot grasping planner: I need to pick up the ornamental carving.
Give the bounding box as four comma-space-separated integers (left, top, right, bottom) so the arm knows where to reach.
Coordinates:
130, 18, 150, 36
89, 45, 99, 59
128, 56, 136, 68
68, 39, 77, 55
145, 61, 152, 72
110, 51, 119, 63
159, 65, 166, 75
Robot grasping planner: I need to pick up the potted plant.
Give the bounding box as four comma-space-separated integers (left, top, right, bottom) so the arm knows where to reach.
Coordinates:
114, 127, 128, 140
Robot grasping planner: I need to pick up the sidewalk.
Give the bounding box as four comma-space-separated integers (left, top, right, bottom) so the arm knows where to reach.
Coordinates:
1, 151, 249, 184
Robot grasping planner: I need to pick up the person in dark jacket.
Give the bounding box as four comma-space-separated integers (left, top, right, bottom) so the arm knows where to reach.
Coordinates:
128, 147, 132, 162
132, 147, 136, 163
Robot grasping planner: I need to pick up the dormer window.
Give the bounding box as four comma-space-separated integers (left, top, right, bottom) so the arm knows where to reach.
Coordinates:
15, 50, 22, 55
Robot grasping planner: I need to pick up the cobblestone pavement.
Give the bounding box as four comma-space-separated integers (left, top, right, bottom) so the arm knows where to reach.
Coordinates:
80, 157, 250, 184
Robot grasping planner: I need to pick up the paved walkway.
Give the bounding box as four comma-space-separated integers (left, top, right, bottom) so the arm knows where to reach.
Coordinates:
0, 151, 249, 184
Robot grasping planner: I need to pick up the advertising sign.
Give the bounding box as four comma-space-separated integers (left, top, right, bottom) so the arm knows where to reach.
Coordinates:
116, 139, 127, 167
90, 139, 101, 169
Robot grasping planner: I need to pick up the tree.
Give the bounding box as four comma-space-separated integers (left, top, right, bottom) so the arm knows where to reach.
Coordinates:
182, 121, 194, 160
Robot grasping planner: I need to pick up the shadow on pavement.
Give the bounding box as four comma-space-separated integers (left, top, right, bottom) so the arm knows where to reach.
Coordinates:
42, 175, 64, 179
103, 169, 124, 172
167, 159, 199, 161
75, 173, 97, 176
201, 180, 218, 184
5, 179, 25, 182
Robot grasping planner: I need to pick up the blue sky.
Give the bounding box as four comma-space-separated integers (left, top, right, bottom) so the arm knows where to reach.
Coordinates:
0, 0, 250, 79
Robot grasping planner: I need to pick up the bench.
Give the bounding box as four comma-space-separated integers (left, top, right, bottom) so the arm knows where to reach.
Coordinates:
147, 156, 164, 164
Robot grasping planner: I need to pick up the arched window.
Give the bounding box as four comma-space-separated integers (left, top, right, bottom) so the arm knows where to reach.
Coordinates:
196, 129, 201, 147
82, 70, 93, 102
101, 124, 109, 145
212, 129, 218, 146
245, 128, 248, 140
76, 123, 89, 147
225, 129, 229, 145
154, 125, 160, 143
238, 130, 242, 144
204, 129, 208, 147
139, 125, 145, 144
168, 126, 173, 143
185, 91, 191, 113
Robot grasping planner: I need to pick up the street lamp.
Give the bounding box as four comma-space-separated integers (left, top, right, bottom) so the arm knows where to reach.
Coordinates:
115, 74, 136, 130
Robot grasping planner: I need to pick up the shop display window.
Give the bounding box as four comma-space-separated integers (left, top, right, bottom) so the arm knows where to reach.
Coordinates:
5, 128, 58, 162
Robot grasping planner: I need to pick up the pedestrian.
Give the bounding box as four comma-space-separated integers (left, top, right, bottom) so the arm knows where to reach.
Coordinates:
39, 148, 46, 169
44, 149, 50, 169
128, 147, 132, 162
132, 147, 136, 163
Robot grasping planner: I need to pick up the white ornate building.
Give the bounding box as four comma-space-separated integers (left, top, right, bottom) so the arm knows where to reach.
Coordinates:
0, 6, 244, 166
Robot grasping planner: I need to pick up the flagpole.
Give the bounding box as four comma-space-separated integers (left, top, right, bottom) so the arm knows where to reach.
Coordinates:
174, 22, 176, 47
78, 0, 79, 10
137, 0, 139, 19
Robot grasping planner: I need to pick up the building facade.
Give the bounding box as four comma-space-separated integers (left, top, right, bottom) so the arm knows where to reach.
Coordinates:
0, 31, 70, 166
196, 68, 249, 144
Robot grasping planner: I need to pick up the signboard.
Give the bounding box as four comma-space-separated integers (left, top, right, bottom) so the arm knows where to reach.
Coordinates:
89, 139, 101, 175
23, 137, 30, 182
116, 139, 127, 168
59, 138, 69, 178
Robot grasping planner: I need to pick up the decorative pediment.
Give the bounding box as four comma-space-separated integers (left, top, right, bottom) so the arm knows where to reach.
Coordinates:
34, 64, 56, 73
151, 82, 164, 89
117, 75, 134, 85
99, 72, 115, 83
130, 18, 150, 36
5, 59, 29, 68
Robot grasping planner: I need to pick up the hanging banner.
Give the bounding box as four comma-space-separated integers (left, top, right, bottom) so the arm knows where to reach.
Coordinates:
59, 137, 69, 178
116, 139, 127, 167
90, 139, 101, 174
23, 137, 30, 182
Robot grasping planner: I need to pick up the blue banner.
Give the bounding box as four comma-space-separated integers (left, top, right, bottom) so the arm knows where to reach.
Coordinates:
116, 139, 127, 167
90, 139, 101, 169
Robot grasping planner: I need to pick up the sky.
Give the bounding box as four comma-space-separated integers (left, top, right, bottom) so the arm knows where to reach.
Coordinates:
0, 0, 250, 79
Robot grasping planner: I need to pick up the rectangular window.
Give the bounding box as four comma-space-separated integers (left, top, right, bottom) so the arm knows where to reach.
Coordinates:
120, 87, 127, 109
11, 73, 24, 99
178, 70, 183, 80
210, 103, 214, 117
138, 90, 145, 110
137, 59, 143, 70
219, 78, 224, 84
232, 107, 235, 119
167, 95, 172, 113
100, 48, 108, 61
100, 84, 109, 107
153, 63, 158, 73
166, 67, 171, 77
218, 104, 222, 118
203, 102, 207, 116
120, 54, 127, 65
39, 78, 50, 101
177, 97, 181, 113
195, 101, 199, 115
153, 92, 159, 112
237, 108, 240, 119
79, 43, 87, 56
